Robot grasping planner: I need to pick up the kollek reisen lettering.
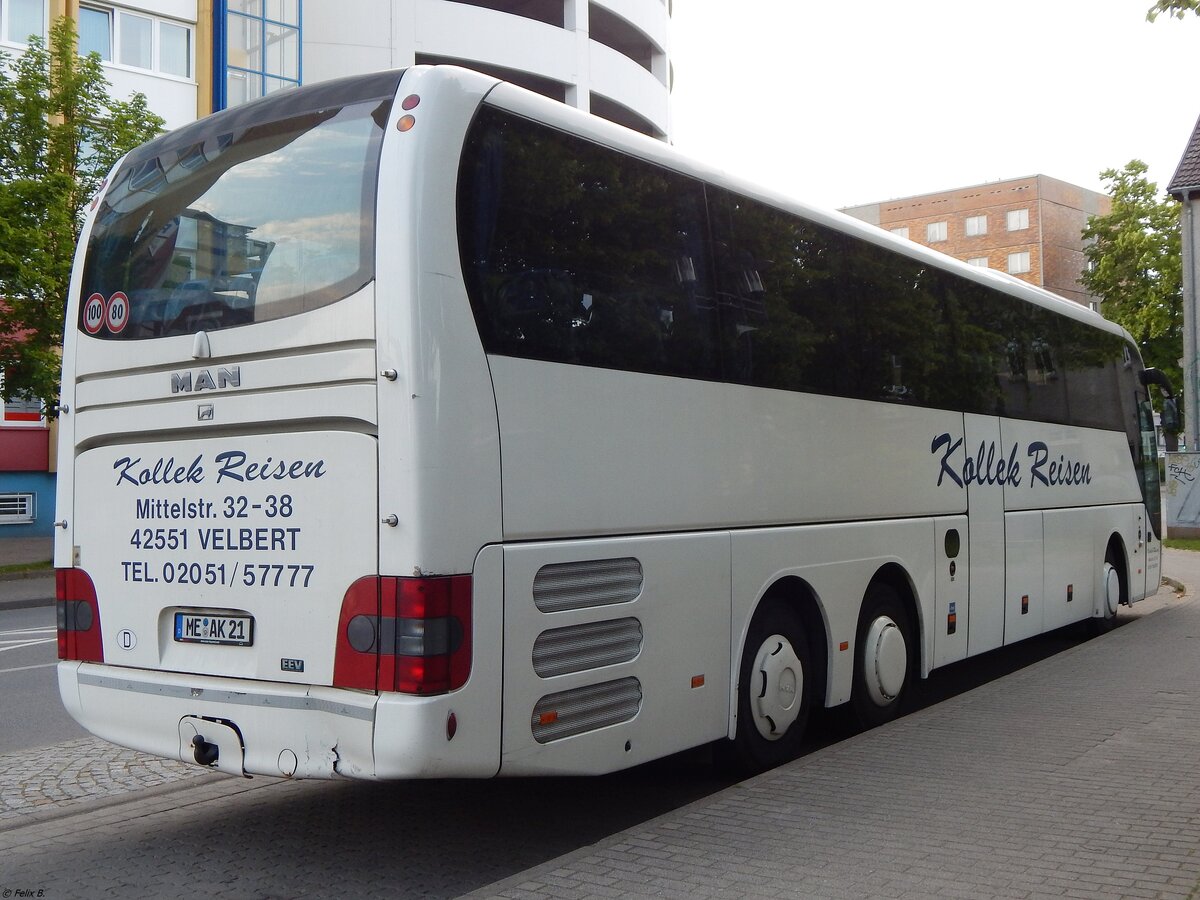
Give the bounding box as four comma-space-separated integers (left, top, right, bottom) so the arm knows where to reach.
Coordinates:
114, 450, 326, 487
932, 433, 1092, 489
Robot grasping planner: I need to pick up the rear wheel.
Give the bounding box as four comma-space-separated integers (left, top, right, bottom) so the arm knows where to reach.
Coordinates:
721, 601, 813, 774
850, 583, 913, 729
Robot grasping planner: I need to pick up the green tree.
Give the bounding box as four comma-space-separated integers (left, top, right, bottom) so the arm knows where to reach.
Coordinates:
0, 17, 164, 415
1147, 0, 1200, 21
1081, 160, 1182, 392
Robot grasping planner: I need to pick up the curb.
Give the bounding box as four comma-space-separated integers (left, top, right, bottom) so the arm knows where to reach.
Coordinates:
0, 567, 53, 582
0, 570, 55, 612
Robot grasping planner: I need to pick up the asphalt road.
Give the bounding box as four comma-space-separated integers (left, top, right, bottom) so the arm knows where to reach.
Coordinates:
0, 604, 88, 754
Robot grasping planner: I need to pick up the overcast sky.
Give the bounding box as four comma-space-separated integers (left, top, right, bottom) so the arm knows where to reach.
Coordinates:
669, 0, 1200, 211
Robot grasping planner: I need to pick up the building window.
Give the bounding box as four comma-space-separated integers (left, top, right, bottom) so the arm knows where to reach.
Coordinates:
77, 6, 193, 77
222, 0, 302, 109
1007, 208, 1029, 231
0, 493, 35, 525
889, 226, 909, 240
0, 371, 43, 423
1089, 300, 1100, 312
1007, 251, 1031, 274
926, 221, 947, 242
4, 0, 44, 43
966, 257, 988, 267
118, 10, 152, 68
4, 394, 42, 422
159, 20, 190, 77
965, 215, 987, 236
79, 6, 112, 59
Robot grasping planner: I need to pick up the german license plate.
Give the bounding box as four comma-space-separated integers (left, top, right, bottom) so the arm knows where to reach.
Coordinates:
174, 612, 254, 646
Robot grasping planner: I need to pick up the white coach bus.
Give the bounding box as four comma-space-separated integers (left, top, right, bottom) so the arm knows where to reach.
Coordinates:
55, 66, 1169, 780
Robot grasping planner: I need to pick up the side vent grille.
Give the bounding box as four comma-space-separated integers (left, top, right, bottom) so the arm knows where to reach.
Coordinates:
532, 618, 643, 678
531, 677, 642, 743
532, 557, 643, 613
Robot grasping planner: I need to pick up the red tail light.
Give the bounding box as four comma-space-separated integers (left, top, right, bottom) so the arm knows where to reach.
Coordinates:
333, 575, 472, 695
56, 568, 104, 662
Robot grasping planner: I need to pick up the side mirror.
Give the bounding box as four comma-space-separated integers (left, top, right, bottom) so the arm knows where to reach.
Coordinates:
1162, 397, 1182, 434
1140, 367, 1176, 398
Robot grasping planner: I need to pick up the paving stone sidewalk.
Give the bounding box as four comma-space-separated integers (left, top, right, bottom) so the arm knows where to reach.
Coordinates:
0, 737, 209, 825
466, 578, 1200, 899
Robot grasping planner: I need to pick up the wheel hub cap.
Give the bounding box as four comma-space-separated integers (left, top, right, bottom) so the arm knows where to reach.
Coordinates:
751, 634, 803, 741
1104, 563, 1120, 616
864, 616, 906, 706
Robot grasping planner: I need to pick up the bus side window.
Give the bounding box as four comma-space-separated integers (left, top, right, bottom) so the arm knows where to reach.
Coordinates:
458, 107, 720, 381
706, 191, 792, 389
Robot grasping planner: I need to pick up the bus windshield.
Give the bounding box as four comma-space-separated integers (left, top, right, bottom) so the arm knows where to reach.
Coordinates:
80, 77, 397, 340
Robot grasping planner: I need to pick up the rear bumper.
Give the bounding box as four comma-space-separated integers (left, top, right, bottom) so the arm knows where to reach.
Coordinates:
59, 661, 376, 778
58, 661, 499, 779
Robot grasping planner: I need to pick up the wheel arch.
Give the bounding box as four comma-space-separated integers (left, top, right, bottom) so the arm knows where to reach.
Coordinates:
731, 575, 831, 729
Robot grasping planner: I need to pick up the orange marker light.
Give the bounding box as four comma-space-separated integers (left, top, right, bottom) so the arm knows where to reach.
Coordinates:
538, 711, 558, 726
839, 641, 849, 652
397, 115, 416, 132
691, 675, 705, 689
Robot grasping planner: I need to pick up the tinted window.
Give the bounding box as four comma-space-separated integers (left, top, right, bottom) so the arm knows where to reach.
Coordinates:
458, 105, 1135, 437
710, 190, 969, 407
459, 107, 719, 380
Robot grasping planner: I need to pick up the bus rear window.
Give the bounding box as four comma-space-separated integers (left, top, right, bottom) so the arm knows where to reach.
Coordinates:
80, 83, 394, 340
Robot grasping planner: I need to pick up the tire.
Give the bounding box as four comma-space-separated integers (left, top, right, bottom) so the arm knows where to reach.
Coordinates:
720, 601, 813, 774
850, 582, 914, 730
1089, 547, 1123, 635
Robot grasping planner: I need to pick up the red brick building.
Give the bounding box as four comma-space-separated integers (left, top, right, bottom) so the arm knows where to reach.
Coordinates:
841, 175, 1110, 310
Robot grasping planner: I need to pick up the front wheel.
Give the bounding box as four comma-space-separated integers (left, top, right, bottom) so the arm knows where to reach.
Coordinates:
850, 583, 914, 729
1089, 549, 1123, 635
721, 601, 813, 774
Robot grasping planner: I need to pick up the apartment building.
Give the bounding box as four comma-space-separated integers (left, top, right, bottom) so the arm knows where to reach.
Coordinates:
842, 175, 1110, 310
0, 1, 671, 132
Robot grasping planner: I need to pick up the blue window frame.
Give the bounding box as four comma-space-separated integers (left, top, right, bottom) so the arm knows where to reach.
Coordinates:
215, 0, 302, 110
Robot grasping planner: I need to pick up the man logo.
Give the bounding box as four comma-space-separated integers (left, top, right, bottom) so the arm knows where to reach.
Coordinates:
198, 404, 214, 421
171, 366, 241, 394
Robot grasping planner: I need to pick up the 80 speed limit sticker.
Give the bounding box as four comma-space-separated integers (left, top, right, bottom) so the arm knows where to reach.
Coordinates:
105, 291, 130, 334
